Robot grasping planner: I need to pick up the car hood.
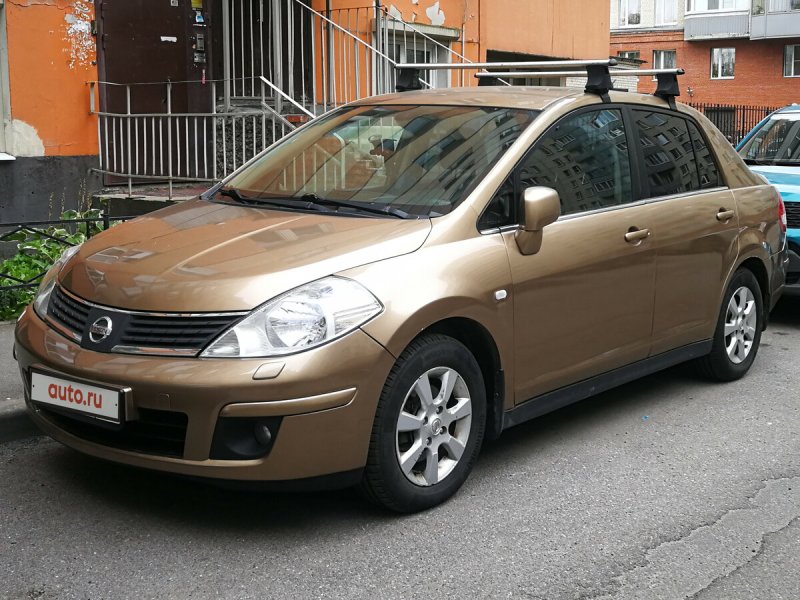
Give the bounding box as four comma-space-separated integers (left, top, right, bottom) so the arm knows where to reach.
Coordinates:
749, 166, 800, 204
59, 200, 432, 312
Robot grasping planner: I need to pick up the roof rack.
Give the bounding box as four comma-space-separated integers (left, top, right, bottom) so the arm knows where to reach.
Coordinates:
394, 60, 684, 108
394, 59, 618, 93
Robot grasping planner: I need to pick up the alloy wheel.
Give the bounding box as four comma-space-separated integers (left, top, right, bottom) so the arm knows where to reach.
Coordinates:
395, 367, 473, 487
724, 286, 757, 365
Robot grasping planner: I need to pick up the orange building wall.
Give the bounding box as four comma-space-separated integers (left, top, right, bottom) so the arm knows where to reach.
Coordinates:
5, 0, 98, 157
480, 0, 610, 60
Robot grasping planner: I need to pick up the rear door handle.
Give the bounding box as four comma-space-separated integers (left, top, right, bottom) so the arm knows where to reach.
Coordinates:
624, 227, 651, 244
716, 208, 736, 222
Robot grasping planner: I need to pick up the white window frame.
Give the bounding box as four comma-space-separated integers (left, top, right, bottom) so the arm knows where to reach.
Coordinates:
656, 0, 678, 24
687, 0, 749, 13
767, 0, 800, 12
618, 0, 642, 27
618, 50, 641, 60
710, 47, 736, 79
785, 44, 800, 77
653, 49, 677, 79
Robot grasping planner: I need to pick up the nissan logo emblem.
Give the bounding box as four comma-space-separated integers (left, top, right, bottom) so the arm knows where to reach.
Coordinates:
89, 316, 113, 343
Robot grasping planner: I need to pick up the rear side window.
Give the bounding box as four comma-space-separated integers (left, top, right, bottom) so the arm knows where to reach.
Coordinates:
517, 109, 633, 216
687, 121, 721, 189
633, 111, 699, 197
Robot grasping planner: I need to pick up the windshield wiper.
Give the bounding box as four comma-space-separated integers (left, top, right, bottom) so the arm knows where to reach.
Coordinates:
216, 188, 330, 212
217, 188, 416, 219
298, 194, 413, 219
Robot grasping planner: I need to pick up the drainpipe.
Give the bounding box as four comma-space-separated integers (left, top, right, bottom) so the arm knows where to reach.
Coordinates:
374, 0, 382, 93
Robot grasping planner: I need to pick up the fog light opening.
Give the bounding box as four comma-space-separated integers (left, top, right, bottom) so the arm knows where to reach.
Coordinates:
254, 422, 272, 447
210, 416, 282, 460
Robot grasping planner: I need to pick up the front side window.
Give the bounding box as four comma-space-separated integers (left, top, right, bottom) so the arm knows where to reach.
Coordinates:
656, 0, 678, 23
517, 109, 633, 216
711, 48, 736, 79
785, 45, 800, 77
739, 112, 800, 165
225, 104, 537, 218
619, 0, 642, 26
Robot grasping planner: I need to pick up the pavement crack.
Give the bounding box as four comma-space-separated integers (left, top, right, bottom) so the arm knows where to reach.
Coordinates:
686, 514, 800, 599
584, 476, 800, 600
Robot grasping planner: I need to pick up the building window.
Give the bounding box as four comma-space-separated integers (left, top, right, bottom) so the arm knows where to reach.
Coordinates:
387, 39, 451, 89
767, 0, 800, 12
656, 0, 678, 23
687, 0, 749, 11
653, 49, 677, 79
786, 45, 800, 77
618, 51, 641, 60
619, 0, 642, 26
711, 47, 736, 79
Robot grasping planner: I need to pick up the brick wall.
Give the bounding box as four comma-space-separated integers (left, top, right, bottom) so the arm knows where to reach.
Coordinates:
611, 32, 800, 107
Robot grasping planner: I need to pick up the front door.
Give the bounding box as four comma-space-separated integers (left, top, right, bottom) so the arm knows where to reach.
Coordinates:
501, 107, 656, 402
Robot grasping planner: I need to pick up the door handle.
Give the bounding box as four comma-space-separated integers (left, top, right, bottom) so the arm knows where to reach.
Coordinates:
716, 208, 736, 222
624, 227, 651, 244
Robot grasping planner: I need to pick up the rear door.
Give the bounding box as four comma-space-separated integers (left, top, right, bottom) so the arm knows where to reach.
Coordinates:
630, 109, 739, 355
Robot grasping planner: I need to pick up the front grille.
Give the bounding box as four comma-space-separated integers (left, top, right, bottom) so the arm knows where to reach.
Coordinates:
41, 407, 189, 458
47, 285, 243, 355
120, 314, 239, 350
786, 202, 800, 229
50, 285, 90, 337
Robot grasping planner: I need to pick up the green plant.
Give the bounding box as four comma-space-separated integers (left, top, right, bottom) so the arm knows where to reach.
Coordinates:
0, 209, 107, 320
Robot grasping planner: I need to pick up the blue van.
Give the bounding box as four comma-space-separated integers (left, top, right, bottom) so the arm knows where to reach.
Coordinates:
738, 105, 800, 291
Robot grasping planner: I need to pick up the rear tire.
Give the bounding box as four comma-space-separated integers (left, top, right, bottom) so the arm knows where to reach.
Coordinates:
697, 268, 764, 382
360, 334, 486, 513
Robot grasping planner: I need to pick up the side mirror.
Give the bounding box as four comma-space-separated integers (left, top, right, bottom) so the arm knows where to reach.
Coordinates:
515, 186, 561, 255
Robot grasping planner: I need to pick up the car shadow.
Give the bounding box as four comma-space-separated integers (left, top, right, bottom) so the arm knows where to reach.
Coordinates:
50, 361, 701, 531
769, 294, 800, 329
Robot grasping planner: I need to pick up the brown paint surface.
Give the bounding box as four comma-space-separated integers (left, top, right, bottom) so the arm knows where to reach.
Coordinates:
6, 0, 98, 156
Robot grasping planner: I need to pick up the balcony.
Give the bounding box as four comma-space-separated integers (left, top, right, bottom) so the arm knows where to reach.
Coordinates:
751, 8, 800, 39
684, 11, 750, 40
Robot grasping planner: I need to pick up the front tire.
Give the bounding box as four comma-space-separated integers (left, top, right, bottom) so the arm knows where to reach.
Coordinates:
360, 334, 486, 513
697, 268, 764, 382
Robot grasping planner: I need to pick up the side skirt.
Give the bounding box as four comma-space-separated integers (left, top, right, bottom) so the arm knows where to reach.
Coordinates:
502, 340, 712, 431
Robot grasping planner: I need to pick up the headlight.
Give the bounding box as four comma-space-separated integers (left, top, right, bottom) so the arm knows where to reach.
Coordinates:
32, 245, 81, 319
202, 276, 382, 358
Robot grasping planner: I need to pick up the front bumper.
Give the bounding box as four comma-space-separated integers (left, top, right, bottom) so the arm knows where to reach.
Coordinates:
15, 307, 395, 482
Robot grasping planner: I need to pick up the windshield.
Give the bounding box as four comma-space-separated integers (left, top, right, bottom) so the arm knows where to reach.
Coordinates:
223, 104, 538, 217
739, 112, 800, 165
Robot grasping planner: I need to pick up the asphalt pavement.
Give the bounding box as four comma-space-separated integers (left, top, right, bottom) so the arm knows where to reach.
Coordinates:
1, 300, 799, 599
0, 319, 36, 443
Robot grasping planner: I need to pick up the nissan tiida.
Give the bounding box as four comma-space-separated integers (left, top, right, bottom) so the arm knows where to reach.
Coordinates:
14, 66, 787, 512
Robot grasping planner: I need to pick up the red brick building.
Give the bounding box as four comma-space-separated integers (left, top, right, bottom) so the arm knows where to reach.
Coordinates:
610, 1, 800, 107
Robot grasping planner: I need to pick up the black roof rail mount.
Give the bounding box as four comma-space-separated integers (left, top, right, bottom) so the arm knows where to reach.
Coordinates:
584, 64, 613, 103
654, 69, 685, 110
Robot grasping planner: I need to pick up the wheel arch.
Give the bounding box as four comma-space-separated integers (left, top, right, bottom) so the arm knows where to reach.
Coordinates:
412, 317, 505, 441
735, 255, 771, 327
